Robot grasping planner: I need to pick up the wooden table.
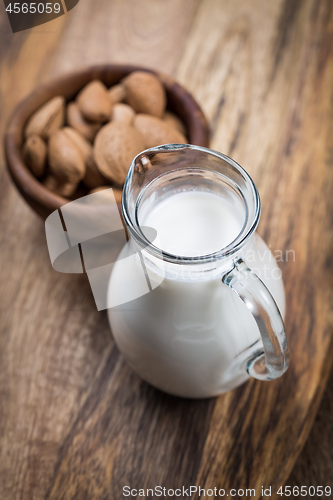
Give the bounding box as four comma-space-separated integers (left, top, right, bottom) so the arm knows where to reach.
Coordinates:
1, 1, 333, 498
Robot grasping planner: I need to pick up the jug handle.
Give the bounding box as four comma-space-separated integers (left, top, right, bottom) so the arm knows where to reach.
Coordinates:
222, 259, 290, 381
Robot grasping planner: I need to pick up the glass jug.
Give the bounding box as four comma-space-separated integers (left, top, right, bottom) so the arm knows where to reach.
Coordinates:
107, 144, 289, 398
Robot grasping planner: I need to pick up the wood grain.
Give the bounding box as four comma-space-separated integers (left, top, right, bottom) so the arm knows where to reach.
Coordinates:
0, 0, 333, 499
289, 365, 333, 490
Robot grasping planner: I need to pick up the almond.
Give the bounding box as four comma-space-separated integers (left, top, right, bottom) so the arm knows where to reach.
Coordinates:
49, 129, 86, 184
134, 114, 187, 149
89, 186, 122, 205
111, 103, 135, 125
43, 175, 78, 198
67, 102, 101, 142
122, 71, 166, 118
77, 80, 112, 123
23, 134, 47, 178
25, 96, 65, 140
61, 127, 107, 189
94, 122, 145, 185
164, 111, 186, 136
108, 84, 126, 104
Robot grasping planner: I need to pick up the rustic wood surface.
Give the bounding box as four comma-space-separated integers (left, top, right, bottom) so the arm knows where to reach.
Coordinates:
0, 0, 333, 499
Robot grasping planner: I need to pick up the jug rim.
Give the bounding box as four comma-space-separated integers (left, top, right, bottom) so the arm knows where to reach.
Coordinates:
122, 144, 261, 265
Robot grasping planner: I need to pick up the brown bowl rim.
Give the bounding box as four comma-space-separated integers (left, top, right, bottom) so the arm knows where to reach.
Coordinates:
4, 64, 210, 218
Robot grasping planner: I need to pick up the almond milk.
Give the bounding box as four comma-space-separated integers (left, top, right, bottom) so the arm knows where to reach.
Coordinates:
108, 190, 285, 398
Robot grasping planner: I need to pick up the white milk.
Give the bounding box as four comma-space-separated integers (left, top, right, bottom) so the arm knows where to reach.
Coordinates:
108, 191, 285, 398
143, 191, 242, 257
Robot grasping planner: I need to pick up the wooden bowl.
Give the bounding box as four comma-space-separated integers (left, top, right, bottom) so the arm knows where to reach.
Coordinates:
4, 64, 210, 220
